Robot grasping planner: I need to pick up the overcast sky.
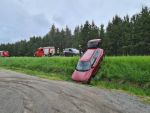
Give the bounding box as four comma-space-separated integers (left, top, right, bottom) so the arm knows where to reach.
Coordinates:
0, 0, 150, 43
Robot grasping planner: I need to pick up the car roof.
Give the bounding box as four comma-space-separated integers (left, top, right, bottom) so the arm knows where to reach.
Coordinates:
0, 51, 8, 52
65, 48, 76, 49
88, 39, 101, 43
64, 48, 78, 50
80, 49, 96, 61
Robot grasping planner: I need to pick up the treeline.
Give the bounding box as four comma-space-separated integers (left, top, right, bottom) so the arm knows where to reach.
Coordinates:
0, 7, 150, 56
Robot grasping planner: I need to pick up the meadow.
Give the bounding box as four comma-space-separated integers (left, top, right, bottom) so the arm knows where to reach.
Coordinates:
0, 56, 150, 97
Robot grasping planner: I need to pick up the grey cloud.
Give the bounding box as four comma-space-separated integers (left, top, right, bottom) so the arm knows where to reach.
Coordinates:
52, 15, 65, 26
0, 0, 150, 43
0, 0, 50, 43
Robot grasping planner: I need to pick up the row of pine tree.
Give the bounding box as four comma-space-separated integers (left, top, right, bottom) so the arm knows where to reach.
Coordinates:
0, 7, 150, 56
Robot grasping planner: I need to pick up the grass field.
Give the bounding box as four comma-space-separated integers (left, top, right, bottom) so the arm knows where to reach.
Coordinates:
0, 56, 150, 98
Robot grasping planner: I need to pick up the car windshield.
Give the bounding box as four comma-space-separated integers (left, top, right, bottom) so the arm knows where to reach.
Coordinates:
76, 61, 91, 71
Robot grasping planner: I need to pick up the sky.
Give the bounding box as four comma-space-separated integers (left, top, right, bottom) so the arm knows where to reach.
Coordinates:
0, 0, 150, 43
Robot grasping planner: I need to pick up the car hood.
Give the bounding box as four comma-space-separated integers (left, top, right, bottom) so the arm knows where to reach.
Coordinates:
72, 69, 93, 82
73, 50, 79, 54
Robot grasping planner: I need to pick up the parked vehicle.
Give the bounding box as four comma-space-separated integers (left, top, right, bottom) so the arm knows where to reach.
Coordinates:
63, 48, 79, 56
0, 51, 9, 57
34, 47, 55, 57
72, 39, 105, 83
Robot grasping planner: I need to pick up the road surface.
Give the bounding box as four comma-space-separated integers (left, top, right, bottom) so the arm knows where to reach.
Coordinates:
0, 69, 149, 113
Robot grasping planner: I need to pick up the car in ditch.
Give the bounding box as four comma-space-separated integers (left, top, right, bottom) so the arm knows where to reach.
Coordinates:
72, 39, 105, 83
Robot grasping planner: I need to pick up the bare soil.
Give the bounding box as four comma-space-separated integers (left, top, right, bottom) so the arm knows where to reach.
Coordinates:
0, 69, 149, 113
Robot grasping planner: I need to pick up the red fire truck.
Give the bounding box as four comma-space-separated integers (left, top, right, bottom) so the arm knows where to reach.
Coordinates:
34, 47, 55, 57
0, 51, 9, 57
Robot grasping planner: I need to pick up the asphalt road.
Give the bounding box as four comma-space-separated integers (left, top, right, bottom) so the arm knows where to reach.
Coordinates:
0, 69, 150, 113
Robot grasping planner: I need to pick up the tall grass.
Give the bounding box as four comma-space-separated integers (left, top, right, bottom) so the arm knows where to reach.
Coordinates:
0, 56, 150, 96
94, 56, 150, 87
0, 57, 78, 74
92, 56, 150, 96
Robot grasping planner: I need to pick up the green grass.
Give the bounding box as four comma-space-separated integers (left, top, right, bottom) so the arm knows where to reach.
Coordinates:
0, 56, 150, 98
93, 56, 150, 87
0, 56, 78, 75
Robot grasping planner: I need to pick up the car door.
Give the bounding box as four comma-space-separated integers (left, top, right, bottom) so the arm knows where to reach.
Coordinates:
64, 48, 69, 56
69, 49, 75, 56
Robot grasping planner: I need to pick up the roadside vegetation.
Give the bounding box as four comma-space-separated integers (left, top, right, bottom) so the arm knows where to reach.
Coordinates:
0, 57, 79, 80
92, 56, 150, 97
0, 56, 150, 98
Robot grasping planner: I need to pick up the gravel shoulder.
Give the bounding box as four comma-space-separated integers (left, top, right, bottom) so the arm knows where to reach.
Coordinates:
0, 69, 150, 113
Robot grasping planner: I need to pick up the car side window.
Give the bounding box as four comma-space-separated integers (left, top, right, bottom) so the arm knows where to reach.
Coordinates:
69, 49, 72, 51
95, 50, 100, 58
91, 51, 97, 66
90, 56, 95, 66
91, 50, 100, 66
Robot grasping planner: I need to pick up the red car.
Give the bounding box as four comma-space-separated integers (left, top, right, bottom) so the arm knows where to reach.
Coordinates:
72, 39, 105, 83
0, 51, 9, 57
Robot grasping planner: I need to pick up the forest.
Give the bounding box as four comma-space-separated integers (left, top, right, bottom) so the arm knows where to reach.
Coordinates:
0, 7, 150, 56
